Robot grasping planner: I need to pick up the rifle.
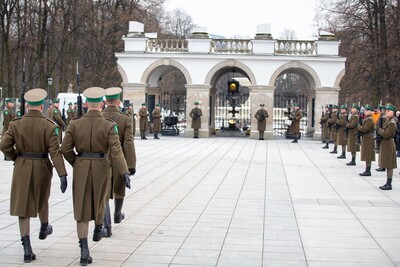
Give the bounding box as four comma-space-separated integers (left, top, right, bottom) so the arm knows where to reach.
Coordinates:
76, 61, 83, 117
327, 110, 332, 132
20, 59, 26, 116
334, 112, 340, 132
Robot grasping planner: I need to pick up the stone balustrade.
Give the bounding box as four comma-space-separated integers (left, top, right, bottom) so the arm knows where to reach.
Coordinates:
274, 40, 317, 56
146, 38, 188, 53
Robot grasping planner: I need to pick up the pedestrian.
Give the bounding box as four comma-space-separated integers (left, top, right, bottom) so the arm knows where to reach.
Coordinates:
376, 103, 397, 190
336, 105, 348, 159
345, 103, 360, 166
254, 103, 269, 140
152, 103, 161, 139
2, 98, 15, 161
357, 104, 375, 176
101, 87, 137, 236
290, 103, 302, 143
52, 99, 67, 144
189, 101, 202, 138
0, 88, 68, 263
139, 103, 148, 140
61, 87, 131, 265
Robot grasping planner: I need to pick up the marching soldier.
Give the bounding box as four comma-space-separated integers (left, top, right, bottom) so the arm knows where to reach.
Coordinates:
375, 105, 387, 172
139, 103, 148, 139
61, 87, 131, 265
189, 101, 202, 138
73, 102, 78, 118
327, 105, 339, 153
2, 98, 15, 161
0, 88, 68, 263
336, 105, 348, 159
345, 103, 360, 166
46, 102, 53, 120
377, 103, 397, 190
152, 103, 162, 139
66, 102, 75, 124
52, 99, 67, 144
127, 103, 136, 136
254, 103, 269, 140
290, 103, 302, 143
321, 104, 331, 148
357, 104, 375, 176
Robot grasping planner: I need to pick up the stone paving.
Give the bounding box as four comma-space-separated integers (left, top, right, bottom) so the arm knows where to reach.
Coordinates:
1, 136, 400, 267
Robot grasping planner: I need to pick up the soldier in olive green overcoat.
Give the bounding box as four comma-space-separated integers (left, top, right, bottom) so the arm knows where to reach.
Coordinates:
52, 99, 67, 144
61, 87, 130, 265
152, 104, 162, 139
0, 89, 68, 263
336, 105, 348, 159
375, 105, 387, 172
327, 105, 339, 153
66, 102, 75, 124
127, 103, 136, 136
290, 103, 302, 143
189, 101, 202, 138
357, 104, 376, 176
377, 103, 397, 190
139, 103, 148, 139
2, 98, 15, 161
321, 105, 330, 146
345, 104, 360, 166
254, 103, 269, 140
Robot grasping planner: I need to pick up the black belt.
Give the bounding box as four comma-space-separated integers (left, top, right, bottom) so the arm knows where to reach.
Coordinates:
77, 152, 108, 158
17, 152, 48, 159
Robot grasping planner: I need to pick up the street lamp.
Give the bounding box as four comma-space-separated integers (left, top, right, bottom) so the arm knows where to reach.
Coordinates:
47, 77, 53, 99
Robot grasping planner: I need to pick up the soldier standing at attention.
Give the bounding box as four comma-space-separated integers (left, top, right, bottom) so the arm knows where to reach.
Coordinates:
152, 103, 162, 139
61, 87, 130, 265
321, 104, 330, 147
328, 105, 339, 154
127, 103, 136, 136
377, 103, 397, 190
345, 103, 360, 166
101, 87, 136, 236
254, 103, 269, 140
290, 103, 302, 143
189, 101, 202, 138
139, 103, 148, 140
375, 105, 387, 172
66, 102, 75, 124
357, 104, 375, 176
2, 98, 15, 161
52, 99, 67, 144
0, 88, 68, 263
336, 105, 348, 159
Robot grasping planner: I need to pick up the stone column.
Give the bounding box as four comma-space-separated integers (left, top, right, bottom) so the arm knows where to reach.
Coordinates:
186, 84, 211, 138
314, 86, 340, 140
209, 87, 217, 134
249, 85, 275, 139
122, 83, 148, 134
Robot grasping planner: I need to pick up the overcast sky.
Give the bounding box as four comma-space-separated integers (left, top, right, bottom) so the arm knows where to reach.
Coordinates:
165, 0, 318, 39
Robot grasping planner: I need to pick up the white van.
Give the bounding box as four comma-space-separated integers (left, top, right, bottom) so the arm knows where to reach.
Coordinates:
56, 93, 86, 116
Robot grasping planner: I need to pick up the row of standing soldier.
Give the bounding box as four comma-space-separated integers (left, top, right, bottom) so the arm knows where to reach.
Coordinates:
0, 87, 137, 265
321, 103, 397, 190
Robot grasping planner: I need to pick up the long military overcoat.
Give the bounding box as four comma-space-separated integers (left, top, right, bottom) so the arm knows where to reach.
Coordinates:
328, 112, 339, 144
290, 110, 302, 134
346, 114, 359, 153
320, 112, 330, 140
357, 116, 375, 162
139, 108, 148, 131
102, 106, 136, 197
378, 118, 397, 169
0, 110, 67, 217
52, 107, 67, 143
189, 107, 202, 129
2, 107, 15, 137
336, 113, 348, 146
254, 108, 269, 131
127, 109, 136, 135
152, 109, 162, 132
61, 110, 128, 223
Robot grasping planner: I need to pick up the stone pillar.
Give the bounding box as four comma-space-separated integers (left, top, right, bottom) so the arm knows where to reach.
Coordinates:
209, 87, 217, 134
314, 86, 340, 140
186, 84, 211, 138
249, 85, 275, 139
122, 83, 148, 134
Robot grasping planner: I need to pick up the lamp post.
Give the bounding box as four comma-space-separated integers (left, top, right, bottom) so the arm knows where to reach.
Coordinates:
47, 77, 53, 100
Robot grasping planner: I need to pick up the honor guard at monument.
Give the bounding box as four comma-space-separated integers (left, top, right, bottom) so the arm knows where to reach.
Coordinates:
2, 98, 15, 161
101, 87, 136, 236
61, 87, 130, 265
327, 105, 339, 153
345, 103, 360, 166
52, 99, 67, 143
336, 105, 348, 159
375, 104, 387, 172
46, 101, 53, 120
0, 88, 68, 263
321, 104, 332, 147
139, 103, 149, 139
127, 103, 136, 136
357, 104, 375, 176
152, 103, 161, 139
254, 103, 269, 140
66, 102, 75, 124
376, 103, 397, 190
290, 103, 302, 143
189, 101, 202, 138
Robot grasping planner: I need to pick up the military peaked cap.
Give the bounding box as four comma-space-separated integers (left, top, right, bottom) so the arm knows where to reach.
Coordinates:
364, 104, 373, 111
25, 88, 47, 106
386, 103, 397, 113
105, 87, 122, 99
83, 87, 105, 102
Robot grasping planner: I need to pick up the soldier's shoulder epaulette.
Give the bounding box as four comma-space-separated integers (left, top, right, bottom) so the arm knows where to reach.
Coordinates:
11, 117, 22, 122
105, 117, 117, 124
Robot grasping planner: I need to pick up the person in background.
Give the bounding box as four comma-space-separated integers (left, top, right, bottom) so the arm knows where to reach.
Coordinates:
290, 103, 302, 143
189, 101, 202, 138
139, 103, 148, 140
2, 98, 15, 161
152, 103, 162, 139
357, 104, 375, 176
254, 103, 269, 140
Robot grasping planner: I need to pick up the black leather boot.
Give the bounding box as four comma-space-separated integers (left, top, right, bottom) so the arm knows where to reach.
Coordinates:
337, 152, 346, 159
291, 135, 298, 143
154, 133, 160, 139
322, 142, 329, 149
38, 222, 53, 240
92, 224, 107, 242
330, 146, 337, 154
103, 202, 112, 238
359, 166, 371, 176
21, 235, 36, 263
79, 238, 93, 266
375, 167, 386, 172
114, 199, 125, 224
346, 156, 356, 166
258, 132, 262, 140
379, 178, 392, 190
